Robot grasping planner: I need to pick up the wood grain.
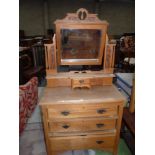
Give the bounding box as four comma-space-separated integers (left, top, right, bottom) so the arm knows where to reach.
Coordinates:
49, 129, 117, 137
48, 118, 116, 133
49, 134, 115, 151
47, 77, 113, 87
41, 106, 51, 155
44, 34, 57, 73
39, 86, 126, 105
47, 104, 118, 120
113, 105, 123, 155
40, 8, 125, 155
71, 78, 91, 89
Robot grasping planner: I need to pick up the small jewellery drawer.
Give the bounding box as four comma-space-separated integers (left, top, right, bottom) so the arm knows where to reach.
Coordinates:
71, 78, 91, 89
48, 118, 116, 133
72, 78, 90, 85
49, 134, 115, 151
47, 104, 117, 120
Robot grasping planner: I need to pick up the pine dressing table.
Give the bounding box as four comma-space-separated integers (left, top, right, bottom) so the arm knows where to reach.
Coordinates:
39, 8, 126, 155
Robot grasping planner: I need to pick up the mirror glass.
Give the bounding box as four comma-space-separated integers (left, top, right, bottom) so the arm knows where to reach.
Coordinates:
61, 29, 101, 60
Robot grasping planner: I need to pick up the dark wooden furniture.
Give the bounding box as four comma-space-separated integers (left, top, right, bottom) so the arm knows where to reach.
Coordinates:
19, 54, 44, 85
19, 47, 32, 84
19, 45, 46, 85
20, 38, 35, 47
121, 79, 135, 154
120, 34, 135, 72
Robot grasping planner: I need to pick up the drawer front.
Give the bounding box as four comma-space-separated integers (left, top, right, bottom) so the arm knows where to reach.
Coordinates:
49, 134, 115, 151
71, 78, 91, 89
47, 104, 117, 120
72, 78, 90, 85
48, 118, 116, 133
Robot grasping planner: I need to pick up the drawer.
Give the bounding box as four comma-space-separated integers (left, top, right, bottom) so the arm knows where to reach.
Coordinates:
71, 78, 91, 89
47, 104, 117, 120
72, 78, 90, 85
49, 134, 115, 151
48, 118, 116, 133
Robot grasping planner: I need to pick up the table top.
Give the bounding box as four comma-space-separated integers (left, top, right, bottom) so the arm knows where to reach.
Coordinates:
46, 71, 114, 79
39, 85, 126, 105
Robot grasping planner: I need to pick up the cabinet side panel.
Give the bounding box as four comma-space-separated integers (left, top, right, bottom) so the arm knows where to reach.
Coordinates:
41, 106, 51, 155
113, 104, 124, 155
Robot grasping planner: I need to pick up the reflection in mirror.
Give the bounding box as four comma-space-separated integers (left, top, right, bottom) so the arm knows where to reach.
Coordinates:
61, 29, 101, 60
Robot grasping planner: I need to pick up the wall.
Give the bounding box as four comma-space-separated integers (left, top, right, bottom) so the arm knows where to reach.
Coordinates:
19, 0, 44, 36
48, 0, 94, 30
98, 0, 135, 35
19, 0, 135, 36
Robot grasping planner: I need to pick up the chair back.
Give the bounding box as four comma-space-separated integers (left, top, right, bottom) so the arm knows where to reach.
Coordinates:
19, 54, 32, 70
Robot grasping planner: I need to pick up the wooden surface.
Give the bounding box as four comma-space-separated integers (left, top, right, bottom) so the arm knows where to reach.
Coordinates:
47, 77, 113, 87
47, 104, 118, 119
48, 118, 116, 133
39, 85, 125, 105
113, 104, 123, 155
123, 108, 135, 136
40, 85, 125, 155
55, 8, 108, 66
46, 71, 114, 87
41, 8, 124, 155
49, 134, 115, 151
71, 78, 91, 89
49, 129, 117, 137
103, 35, 116, 73
41, 106, 51, 155
44, 34, 57, 74
46, 70, 114, 79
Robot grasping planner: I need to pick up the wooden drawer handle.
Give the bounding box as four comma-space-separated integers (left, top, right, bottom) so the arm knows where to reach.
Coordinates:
96, 140, 104, 144
79, 80, 84, 83
96, 123, 104, 128
97, 109, 106, 114
61, 111, 70, 116
62, 125, 70, 129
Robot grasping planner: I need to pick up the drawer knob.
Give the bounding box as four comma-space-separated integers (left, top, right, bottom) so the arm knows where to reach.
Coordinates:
96, 140, 104, 144
62, 125, 70, 129
96, 123, 104, 128
79, 80, 84, 83
97, 109, 106, 114
61, 111, 70, 116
